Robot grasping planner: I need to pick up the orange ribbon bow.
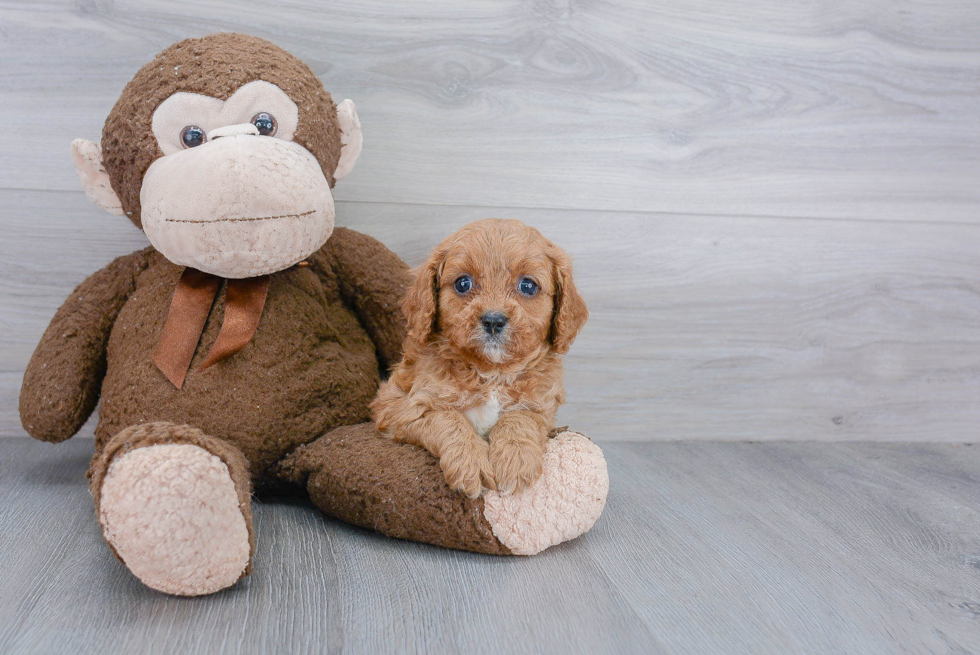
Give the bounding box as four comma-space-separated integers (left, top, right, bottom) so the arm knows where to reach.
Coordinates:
153, 268, 271, 389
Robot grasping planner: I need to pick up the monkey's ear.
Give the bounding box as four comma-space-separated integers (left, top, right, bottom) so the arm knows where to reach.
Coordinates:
333, 99, 362, 182
71, 139, 124, 216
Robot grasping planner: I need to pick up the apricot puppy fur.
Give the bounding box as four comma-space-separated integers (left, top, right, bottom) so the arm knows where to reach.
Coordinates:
371, 219, 588, 498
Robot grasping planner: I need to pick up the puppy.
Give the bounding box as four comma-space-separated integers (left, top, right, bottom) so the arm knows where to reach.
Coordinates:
370, 219, 588, 498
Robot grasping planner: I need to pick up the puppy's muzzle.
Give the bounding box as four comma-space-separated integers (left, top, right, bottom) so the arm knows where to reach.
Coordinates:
481, 312, 508, 336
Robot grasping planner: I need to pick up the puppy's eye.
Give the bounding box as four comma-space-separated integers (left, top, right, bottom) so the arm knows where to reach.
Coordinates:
251, 112, 277, 137
180, 125, 207, 148
454, 275, 473, 294
518, 277, 539, 296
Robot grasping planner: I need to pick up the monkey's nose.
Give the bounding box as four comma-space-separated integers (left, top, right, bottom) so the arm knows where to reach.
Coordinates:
208, 123, 260, 140
481, 312, 508, 336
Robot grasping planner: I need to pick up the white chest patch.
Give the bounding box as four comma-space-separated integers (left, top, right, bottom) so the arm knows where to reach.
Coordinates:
465, 393, 503, 438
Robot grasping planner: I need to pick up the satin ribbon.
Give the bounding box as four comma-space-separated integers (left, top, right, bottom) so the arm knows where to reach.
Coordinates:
153, 268, 271, 389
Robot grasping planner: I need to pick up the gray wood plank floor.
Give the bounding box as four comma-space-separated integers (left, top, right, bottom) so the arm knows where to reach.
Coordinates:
1, 437, 978, 654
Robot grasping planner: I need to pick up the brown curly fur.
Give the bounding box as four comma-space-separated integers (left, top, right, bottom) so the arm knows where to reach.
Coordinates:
20, 227, 409, 482
21, 34, 543, 571
371, 219, 588, 497
19, 34, 404, 479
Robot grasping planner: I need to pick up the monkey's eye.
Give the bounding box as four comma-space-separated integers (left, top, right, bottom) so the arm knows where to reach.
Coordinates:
518, 277, 539, 296
251, 112, 278, 136
180, 125, 207, 148
454, 275, 473, 295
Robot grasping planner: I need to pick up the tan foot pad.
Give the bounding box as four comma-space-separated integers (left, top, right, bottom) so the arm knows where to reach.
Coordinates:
483, 432, 609, 555
99, 444, 251, 596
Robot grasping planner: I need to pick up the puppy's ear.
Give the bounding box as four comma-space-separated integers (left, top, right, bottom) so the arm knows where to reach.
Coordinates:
403, 245, 446, 344
548, 244, 588, 354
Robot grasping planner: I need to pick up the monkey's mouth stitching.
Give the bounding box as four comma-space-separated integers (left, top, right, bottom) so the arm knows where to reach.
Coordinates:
165, 209, 316, 224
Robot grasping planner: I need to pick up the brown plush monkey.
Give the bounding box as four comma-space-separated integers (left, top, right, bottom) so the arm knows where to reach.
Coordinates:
19, 34, 607, 597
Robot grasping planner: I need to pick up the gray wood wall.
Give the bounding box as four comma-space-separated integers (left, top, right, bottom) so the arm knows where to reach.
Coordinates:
2, 0, 979, 442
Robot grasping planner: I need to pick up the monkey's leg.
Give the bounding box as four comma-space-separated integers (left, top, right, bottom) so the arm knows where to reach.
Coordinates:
276, 423, 608, 556
89, 422, 254, 596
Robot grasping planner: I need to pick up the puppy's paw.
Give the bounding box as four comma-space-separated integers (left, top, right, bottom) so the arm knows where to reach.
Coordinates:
440, 438, 495, 499
489, 439, 544, 495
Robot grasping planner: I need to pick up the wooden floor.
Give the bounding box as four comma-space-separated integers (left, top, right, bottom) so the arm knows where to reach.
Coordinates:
1, 437, 978, 654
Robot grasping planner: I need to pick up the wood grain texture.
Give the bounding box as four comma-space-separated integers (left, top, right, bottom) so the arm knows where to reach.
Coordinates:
0, 0, 979, 221
5, 189, 980, 442
1, 437, 978, 654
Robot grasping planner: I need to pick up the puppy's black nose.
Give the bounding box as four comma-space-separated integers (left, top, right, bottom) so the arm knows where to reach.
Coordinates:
481, 312, 508, 336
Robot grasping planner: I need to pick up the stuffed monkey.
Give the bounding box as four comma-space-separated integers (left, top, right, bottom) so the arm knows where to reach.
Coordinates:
19, 33, 608, 597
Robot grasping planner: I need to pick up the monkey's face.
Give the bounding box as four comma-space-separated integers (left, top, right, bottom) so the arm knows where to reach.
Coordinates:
71, 34, 363, 279
140, 81, 335, 278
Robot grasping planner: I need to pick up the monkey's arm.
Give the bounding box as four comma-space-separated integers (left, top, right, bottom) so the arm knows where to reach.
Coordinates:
19, 247, 154, 442
313, 227, 410, 371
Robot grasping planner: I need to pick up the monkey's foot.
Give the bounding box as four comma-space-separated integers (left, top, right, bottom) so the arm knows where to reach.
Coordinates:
278, 424, 608, 556
482, 431, 608, 555
94, 423, 253, 596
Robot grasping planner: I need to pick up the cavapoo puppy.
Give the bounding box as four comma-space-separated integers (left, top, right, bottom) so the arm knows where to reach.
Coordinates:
371, 218, 588, 498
